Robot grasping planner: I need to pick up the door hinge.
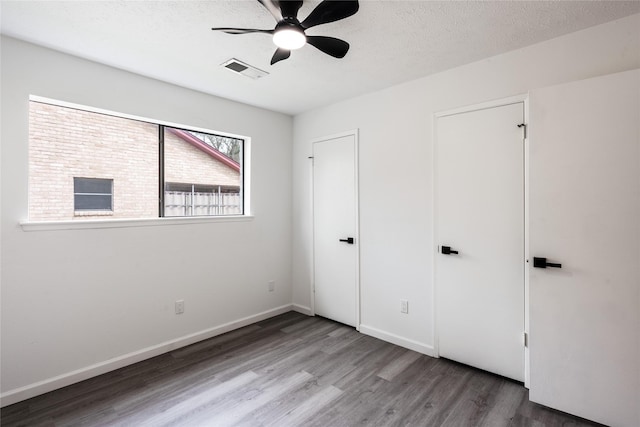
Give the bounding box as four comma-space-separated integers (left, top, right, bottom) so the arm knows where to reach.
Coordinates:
524, 332, 528, 347
517, 123, 527, 139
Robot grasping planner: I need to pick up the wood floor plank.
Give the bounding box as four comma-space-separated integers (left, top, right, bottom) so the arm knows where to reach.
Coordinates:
439, 369, 504, 427
320, 328, 367, 355
376, 349, 423, 381
232, 370, 341, 427
413, 364, 476, 426
169, 324, 263, 359
189, 371, 313, 426
328, 325, 351, 338
280, 316, 320, 334
0, 312, 604, 427
479, 380, 526, 427
266, 384, 343, 427
306, 373, 389, 427
368, 357, 442, 426
138, 371, 259, 426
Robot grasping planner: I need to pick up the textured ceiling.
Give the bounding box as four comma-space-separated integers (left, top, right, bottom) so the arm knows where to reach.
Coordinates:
1, 1, 639, 115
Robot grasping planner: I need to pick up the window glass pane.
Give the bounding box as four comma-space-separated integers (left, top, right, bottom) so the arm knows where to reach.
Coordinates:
74, 195, 112, 210
74, 177, 112, 194
163, 127, 243, 217
29, 102, 159, 220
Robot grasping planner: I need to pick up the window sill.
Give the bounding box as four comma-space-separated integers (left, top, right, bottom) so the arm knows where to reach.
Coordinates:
20, 215, 254, 232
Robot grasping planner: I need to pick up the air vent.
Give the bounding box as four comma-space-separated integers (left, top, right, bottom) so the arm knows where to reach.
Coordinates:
221, 59, 269, 80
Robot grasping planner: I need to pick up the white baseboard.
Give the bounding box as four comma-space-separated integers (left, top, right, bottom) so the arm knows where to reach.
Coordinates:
0, 304, 293, 407
359, 324, 436, 357
291, 303, 312, 316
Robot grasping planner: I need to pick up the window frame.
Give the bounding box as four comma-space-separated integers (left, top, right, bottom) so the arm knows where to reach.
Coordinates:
73, 177, 114, 214
23, 95, 252, 230
160, 125, 245, 217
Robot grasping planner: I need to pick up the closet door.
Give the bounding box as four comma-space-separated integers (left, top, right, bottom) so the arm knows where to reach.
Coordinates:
436, 101, 525, 382
529, 70, 639, 427
313, 132, 359, 327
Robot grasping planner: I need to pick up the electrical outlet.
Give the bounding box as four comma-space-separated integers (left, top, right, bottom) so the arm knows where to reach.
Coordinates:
268, 280, 275, 292
175, 300, 185, 314
400, 299, 409, 314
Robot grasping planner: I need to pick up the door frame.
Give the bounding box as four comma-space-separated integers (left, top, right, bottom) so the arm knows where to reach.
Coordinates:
433, 94, 530, 386
309, 129, 361, 331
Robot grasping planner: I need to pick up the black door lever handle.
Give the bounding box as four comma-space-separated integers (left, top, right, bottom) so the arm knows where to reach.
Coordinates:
533, 257, 562, 268
441, 246, 458, 255
339, 237, 355, 244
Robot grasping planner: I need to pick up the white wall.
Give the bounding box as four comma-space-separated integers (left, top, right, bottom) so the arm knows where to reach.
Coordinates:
292, 14, 640, 354
0, 37, 293, 404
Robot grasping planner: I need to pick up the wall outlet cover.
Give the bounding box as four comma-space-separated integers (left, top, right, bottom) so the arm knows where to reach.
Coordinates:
401, 299, 409, 314
175, 300, 185, 314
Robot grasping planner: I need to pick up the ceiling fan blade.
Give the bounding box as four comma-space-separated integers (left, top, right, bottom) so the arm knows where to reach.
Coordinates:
301, 0, 359, 29
257, 0, 283, 21
279, 0, 303, 19
306, 36, 350, 58
271, 48, 291, 65
211, 27, 274, 35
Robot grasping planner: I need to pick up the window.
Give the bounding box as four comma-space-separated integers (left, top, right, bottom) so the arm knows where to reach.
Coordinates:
28, 99, 245, 221
74, 178, 113, 212
163, 127, 242, 216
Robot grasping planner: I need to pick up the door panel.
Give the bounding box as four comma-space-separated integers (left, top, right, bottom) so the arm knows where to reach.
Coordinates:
529, 70, 639, 427
436, 102, 525, 382
313, 134, 358, 327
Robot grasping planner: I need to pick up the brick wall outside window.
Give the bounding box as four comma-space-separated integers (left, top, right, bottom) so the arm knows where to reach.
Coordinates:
164, 130, 239, 187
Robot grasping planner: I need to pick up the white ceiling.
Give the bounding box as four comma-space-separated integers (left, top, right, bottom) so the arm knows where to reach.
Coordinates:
1, 1, 639, 115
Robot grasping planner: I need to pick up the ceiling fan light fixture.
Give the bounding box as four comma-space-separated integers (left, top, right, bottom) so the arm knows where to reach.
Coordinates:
273, 27, 306, 50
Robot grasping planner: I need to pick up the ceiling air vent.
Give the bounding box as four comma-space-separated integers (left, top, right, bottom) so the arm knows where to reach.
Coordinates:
221, 59, 269, 80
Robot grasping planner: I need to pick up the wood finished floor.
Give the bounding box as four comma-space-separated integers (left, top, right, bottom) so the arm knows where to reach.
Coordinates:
1, 312, 604, 427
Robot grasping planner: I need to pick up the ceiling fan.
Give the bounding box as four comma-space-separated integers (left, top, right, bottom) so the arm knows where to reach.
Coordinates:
212, 0, 359, 65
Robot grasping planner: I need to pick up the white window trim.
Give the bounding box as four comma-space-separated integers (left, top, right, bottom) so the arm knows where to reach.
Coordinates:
29, 95, 248, 141
20, 215, 254, 232
26, 95, 252, 227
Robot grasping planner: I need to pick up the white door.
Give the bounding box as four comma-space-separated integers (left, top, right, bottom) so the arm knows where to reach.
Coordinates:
436, 101, 525, 382
313, 132, 358, 327
529, 70, 639, 427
